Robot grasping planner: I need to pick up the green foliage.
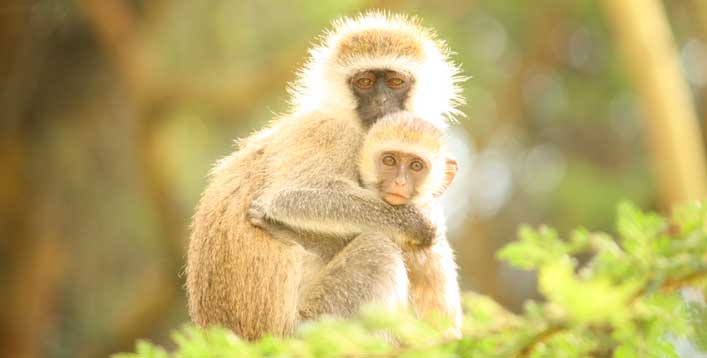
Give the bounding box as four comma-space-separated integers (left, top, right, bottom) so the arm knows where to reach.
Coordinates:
117, 202, 707, 358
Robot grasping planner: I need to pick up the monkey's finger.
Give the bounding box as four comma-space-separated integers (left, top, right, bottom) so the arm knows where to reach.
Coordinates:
249, 216, 266, 228
248, 206, 265, 219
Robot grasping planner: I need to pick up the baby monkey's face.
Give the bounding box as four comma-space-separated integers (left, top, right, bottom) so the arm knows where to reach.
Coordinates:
375, 151, 430, 205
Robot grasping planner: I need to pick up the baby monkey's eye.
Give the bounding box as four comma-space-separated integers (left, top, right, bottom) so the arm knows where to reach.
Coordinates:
410, 160, 425, 171
382, 155, 397, 166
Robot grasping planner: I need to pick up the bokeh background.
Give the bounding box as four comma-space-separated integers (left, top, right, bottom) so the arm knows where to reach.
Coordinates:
2, 1, 706, 357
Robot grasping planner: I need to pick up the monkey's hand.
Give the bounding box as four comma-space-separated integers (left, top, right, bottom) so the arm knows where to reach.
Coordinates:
248, 197, 270, 229
249, 198, 302, 246
398, 205, 438, 249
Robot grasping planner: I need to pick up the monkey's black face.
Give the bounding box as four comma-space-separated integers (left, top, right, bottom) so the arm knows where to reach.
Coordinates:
349, 70, 413, 127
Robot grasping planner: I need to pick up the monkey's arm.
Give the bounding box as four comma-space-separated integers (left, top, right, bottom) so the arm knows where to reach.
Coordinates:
250, 180, 437, 247
405, 238, 462, 338
250, 211, 346, 260
250, 214, 302, 246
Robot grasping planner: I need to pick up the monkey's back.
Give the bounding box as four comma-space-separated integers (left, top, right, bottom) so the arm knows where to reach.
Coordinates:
186, 112, 364, 340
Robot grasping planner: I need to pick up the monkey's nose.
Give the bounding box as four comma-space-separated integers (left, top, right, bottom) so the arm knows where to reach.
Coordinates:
374, 96, 388, 105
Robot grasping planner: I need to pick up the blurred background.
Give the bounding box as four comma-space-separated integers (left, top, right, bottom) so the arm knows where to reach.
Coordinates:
1, 0, 706, 357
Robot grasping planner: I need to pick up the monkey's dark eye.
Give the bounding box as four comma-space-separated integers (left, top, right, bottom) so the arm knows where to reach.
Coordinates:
387, 78, 405, 88
382, 155, 396, 166
410, 160, 424, 171
355, 78, 374, 89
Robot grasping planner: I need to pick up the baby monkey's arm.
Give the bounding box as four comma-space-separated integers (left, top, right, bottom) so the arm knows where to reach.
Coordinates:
249, 210, 300, 246
250, 201, 347, 260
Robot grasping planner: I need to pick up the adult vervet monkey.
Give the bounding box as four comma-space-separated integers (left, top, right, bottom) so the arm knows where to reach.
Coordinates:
186, 12, 464, 340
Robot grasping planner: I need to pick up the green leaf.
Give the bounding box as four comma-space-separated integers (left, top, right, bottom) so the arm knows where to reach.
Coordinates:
538, 257, 639, 325
672, 201, 707, 234
616, 201, 666, 261
687, 302, 707, 352
112, 340, 168, 358
498, 225, 568, 270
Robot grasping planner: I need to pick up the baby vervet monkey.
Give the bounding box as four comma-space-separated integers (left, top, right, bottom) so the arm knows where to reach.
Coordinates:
358, 111, 458, 209
252, 111, 463, 336
358, 111, 463, 337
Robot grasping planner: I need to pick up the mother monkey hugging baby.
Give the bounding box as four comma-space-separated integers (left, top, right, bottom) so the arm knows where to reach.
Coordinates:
186, 11, 466, 340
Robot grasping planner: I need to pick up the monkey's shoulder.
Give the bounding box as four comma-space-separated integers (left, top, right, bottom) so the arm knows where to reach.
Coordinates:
290, 112, 364, 137
267, 113, 364, 153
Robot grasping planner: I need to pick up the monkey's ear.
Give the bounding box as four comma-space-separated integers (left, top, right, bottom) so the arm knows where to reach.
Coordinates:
434, 157, 458, 198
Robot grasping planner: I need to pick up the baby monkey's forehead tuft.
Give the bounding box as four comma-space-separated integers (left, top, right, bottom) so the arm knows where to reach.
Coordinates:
367, 112, 445, 151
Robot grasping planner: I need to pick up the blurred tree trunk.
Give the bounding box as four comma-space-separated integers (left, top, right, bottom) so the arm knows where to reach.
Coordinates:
602, 0, 707, 206
0, 3, 65, 357
688, 0, 707, 151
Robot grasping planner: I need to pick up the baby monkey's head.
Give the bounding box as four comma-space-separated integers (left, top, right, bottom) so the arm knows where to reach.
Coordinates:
359, 111, 458, 206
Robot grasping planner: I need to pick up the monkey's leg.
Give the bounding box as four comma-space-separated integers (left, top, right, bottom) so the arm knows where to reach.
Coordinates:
254, 182, 437, 247
404, 239, 462, 338
298, 231, 409, 320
